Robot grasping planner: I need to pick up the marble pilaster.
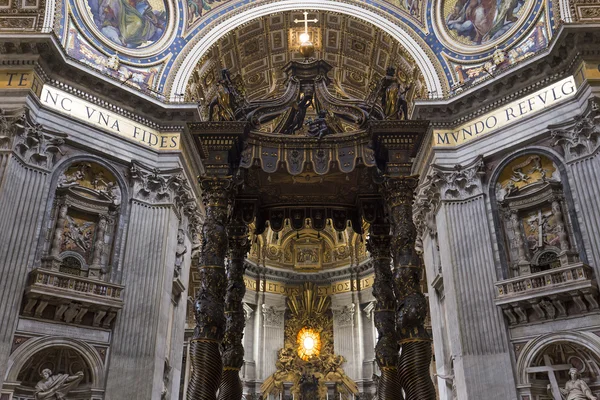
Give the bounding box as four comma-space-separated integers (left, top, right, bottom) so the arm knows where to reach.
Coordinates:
420, 157, 517, 400
551, 97, 600, 278
105, 163, 195, 400
0, 110, 65, 386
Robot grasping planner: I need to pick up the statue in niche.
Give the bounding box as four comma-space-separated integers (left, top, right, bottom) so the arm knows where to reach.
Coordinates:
548, 368, 598, 400
63, 216, 94, 253
34, 368, 84, 400
207, 69, 246, 121
174, 230, 187, 278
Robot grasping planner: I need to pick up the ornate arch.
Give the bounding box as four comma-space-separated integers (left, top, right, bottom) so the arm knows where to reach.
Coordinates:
4, 336, 106, 388
516, 331, 600, 385
168, 0, 447, 99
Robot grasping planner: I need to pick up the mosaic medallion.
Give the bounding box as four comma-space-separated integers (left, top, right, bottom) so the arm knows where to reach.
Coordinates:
83, 0, 168, 48
442, 0, 533, 46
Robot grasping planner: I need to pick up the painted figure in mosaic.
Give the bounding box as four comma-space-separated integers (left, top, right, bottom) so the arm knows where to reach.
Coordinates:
548, 368, 598, 400
34, 369, 84, 400
88, 0, 167, 48
445, 0, 526, 44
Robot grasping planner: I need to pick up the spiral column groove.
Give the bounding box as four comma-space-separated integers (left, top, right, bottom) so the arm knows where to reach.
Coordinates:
385, 176, 436, 400
187, 177, 232, 400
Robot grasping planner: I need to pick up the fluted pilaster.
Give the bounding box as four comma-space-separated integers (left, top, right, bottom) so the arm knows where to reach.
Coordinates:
428, 158, 516, 399
0, 110, 64, 386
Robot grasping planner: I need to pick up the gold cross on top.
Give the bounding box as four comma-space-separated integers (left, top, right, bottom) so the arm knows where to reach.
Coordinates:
294, 12, 318, 34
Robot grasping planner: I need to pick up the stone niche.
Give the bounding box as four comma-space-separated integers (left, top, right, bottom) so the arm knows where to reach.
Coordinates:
493, 154, 599, 326
22, 162, 124, 329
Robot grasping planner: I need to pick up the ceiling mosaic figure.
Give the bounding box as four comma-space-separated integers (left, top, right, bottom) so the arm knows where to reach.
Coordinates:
443, 0, 530, 45
83, 0, 168, 48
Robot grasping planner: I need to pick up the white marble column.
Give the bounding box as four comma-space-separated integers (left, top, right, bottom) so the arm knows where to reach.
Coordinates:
418, 158, 517, 400
0, 112, 64, 386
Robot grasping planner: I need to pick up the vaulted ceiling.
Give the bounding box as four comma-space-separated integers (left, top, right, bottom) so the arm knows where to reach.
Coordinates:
185, 11, 428, 108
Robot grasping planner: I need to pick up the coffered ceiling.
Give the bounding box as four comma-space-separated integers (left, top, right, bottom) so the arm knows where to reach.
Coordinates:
185, 11, 428, 107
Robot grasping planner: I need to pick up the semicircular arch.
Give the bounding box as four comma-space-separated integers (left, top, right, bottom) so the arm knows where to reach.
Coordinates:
5, 336, 106, 388
516, 331, 600, 385
168, 0, 447, 99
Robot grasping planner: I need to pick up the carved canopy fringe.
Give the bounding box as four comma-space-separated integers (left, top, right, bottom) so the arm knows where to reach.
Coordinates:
238, 132, 376, 176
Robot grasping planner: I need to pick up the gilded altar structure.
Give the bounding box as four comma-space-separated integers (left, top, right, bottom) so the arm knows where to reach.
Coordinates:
0, 0, 600, 399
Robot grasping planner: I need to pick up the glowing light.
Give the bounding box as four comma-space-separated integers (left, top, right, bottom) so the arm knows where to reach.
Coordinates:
297, 327, 321, 360
299, 32, 310, 43
303, 336, 315, 350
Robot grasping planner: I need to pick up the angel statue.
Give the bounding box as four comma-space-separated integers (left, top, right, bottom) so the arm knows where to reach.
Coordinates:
369, 66, 412, 120
548, 368, 598, 400
34, 368, 84, 400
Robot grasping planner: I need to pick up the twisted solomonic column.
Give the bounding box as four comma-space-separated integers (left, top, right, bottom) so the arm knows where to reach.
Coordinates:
384, 176, 436, 400
367, 223, 403, 400
218, 218, 250, 400
188, 177, 232, 400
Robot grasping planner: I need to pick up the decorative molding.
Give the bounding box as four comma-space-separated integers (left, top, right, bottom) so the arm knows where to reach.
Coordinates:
413, 175, 440, 238
333, 304, 355, 327
363, 301, 376, 320
429, 156, 486, 201
261, 304, 285, 327
129, 161, 200, 220
8, 108, 68, 170
550, 97, 600, 162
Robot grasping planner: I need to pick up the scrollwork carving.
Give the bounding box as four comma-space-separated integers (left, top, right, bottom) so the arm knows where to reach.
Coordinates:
550, 98, 600, 162
333, 304, 355, 327
262, 305, 285, 327
429, 156, 486, 201
11, 110, 67, 169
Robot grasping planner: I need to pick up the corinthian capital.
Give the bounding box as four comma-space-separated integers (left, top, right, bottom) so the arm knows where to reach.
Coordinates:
413, 177, 441, 238
9, 109, 67, 170
550, 97, 600, 162
129, 161, 198, 212
430, 156, 486, 201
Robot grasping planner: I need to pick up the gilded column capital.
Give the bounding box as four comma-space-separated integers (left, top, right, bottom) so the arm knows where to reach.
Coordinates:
430, 156, 486, 201
550, 97, 600, 162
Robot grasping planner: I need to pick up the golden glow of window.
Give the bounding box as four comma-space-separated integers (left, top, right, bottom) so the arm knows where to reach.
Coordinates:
297, 327, 321, 360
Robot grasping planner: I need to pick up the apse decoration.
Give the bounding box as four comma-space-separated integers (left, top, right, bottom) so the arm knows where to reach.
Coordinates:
261, 283, 358, 399
83, 0, 168, 48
